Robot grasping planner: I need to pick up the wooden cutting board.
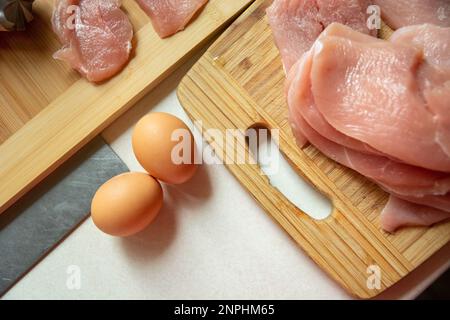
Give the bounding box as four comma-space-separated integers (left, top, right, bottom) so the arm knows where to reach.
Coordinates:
0, 0, 253, 214
178, 0, 450, 298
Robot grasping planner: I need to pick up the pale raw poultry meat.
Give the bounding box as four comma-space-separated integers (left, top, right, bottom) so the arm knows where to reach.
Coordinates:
390, 24, 450, 163
266, 0, 377, 73
373, 0, 450, 29
291, 77, 450, 230
136, 0, 208, 38
292, 107, 450, 201
293, 98, 450, 212
283, 22, 450, 231
286, 30, 387, 155
380, 197, 450, 233
394, 193, 450, 214
52, 0, 133, 82
267, 0, 378, 146
310, 25, 450, 172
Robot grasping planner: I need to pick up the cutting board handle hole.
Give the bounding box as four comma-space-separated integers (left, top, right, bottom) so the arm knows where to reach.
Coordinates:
246, 125, 332, 220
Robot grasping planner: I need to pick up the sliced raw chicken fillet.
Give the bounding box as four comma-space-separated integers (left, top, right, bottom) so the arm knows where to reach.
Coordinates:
136, 0, 208, 38
291, 25, 450, 160
373, 0, 450, 29
287, 28, 388, 155
391, 24, 450, 70
266, 0, 377, 74
387, 191, 450, 213
52, 0, 133, 82
390, 24, 450, 99
287, 27, 450, 228
272, 14, 450, 230
268, 0, 377, 146
293, 112, 450, 199
310, 26, 450, 172
380, 196, 450, 233
294, 109, 450, 213
391, 24, 450, 159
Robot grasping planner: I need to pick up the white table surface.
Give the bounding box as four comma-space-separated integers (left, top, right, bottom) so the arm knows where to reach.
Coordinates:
4, 51, 450, 300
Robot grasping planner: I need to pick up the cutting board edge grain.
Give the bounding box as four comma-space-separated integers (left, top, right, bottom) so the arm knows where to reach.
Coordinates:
177, 0, 450, 299
0, 0, 254, 214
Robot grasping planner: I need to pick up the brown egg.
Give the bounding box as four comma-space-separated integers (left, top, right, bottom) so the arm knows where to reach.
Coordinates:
91, 172, 163, 237
132, 112, 198, 185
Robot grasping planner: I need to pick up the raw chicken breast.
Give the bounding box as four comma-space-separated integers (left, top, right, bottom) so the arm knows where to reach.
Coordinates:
373, 0, 450, 29
286, 28, 387, 155
293, 104, 450, 215
310, 25, 450, 172
389, 192, 450, 213
285, 23, 450, 231
391, 24, 450, 162
52, 0, 133, 82
292, 110, 450, 199
380, 196, 450, 233
391, 24, 450, 70
136, 0, 208, 38
266, 0, 376, 73
291, 24, 450, 190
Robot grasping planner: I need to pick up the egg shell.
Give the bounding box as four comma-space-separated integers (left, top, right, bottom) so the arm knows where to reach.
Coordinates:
132, 112, 198, 185
91, 172, 163, 237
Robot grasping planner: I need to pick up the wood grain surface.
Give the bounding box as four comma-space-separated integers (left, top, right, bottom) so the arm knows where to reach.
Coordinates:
0, 0, 254, 213
177, 0, 450, 298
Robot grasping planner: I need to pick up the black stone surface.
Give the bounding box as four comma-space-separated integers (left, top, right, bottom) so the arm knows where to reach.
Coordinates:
0, 137, 128, 296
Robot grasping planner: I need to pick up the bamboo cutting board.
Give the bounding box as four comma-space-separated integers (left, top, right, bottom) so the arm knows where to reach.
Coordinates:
0, 0, 254, 214
178, 0, 450, 298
